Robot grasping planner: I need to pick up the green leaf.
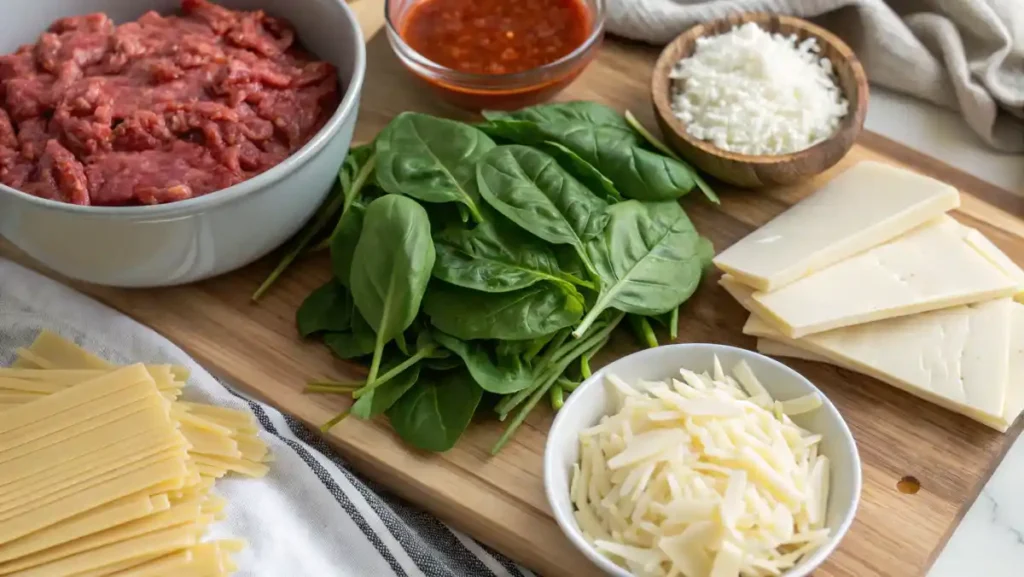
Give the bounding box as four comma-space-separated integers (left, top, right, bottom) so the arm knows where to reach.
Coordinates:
424, 357, 464, 371
324, 310, 376, 359
624, 110, 719, 204
476, 145, 609, 278
481, 112, 701, 203
434, 332, 533, 394
432, 206, 585, 294
575, 200, 708, 336
351, 359, 421, 419
375, 113, 495, 222
542, 141, 622, 203
329, 203, 366, 287
349, 196, 436, 383
424, 282, 585, 341
386, 369, 483, 452
483, 102, 629, 128
297, 280, 353, 337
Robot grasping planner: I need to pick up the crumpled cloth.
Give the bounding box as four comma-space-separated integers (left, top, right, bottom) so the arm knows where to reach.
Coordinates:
607, 0, 1024, 151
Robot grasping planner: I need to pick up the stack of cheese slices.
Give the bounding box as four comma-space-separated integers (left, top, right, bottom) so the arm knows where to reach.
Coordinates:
0, 330, 270, 576
714, 160, 1024, 432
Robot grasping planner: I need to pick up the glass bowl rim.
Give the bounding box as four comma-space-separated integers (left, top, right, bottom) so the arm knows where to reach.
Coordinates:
384, 0, 607, 87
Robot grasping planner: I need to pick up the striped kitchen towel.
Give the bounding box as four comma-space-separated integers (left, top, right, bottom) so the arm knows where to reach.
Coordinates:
0, 258, 535, 577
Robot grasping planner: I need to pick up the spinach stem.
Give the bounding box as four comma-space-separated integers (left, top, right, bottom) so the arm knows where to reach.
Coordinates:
580, 355, 592, 380
328, 155, 376, 244
523, 331, 558, 364
557, 377, 580, 392
572, 299, 608, 338
669, 307, 680, 340
320, 409, 351, 432
492, 371, 560, 454
628, 316, 659, 349
550, 385, 565, 411
579, 333, 611, 381
530, 328, 571, 377
496, 315, 621, 419
561, 273, 597, 292
353, 344, 436, 400
252, 194, 345, 301
253, 153, 376, 300
306, 383, 360, 394
492, 315, 622, 453
624, 110, 719, 205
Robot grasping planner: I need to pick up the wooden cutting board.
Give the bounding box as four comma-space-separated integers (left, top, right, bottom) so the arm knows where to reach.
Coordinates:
5, 8, 1024, 577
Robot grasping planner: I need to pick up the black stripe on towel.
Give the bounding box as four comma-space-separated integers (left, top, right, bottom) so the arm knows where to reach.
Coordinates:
280, 414, 495, 577
239, 399, 410, 577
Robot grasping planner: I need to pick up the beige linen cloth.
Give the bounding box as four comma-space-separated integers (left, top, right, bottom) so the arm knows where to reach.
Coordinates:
608, 0, 1024, 152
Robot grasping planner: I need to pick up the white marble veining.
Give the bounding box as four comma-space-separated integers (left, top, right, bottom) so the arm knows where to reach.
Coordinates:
865, 87, 1024, 577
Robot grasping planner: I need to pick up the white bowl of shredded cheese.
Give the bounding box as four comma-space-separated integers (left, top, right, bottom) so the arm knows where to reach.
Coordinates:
544, 344, 860, 577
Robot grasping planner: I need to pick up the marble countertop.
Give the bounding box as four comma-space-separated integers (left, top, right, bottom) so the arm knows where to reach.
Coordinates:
864, 88, 1023, 577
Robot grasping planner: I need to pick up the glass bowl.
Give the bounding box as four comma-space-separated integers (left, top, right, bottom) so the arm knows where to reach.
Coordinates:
385, 0, 605, 110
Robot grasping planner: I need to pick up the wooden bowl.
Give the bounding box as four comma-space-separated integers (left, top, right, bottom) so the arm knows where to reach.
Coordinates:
651, 14, 869, 188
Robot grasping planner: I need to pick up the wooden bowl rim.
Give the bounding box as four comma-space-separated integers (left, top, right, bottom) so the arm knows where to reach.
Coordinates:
651, 13, 869, 166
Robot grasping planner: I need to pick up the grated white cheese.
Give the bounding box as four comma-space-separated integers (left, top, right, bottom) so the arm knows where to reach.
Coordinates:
669, 22, 849, 156
572, 356, 831, 577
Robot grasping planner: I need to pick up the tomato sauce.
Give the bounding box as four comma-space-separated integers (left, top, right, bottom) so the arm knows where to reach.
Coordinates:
401, 0, 591, 75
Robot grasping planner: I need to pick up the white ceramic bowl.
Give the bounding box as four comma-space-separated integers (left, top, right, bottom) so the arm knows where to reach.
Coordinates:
544, 343, 861, 577
0, 0, 365, 287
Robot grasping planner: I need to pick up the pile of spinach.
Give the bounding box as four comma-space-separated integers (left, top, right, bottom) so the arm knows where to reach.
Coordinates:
257, 102, 716, 454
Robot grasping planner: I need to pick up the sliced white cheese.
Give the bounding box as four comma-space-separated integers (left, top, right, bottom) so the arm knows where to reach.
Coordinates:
757, 339, 831, 364
1006, 305, 1024, 424
743, 298, 1015, 431
713, 161, 960, 291
737, 217, 1018, 338
961, 226, 1024, 303
758, 304, 1024, 427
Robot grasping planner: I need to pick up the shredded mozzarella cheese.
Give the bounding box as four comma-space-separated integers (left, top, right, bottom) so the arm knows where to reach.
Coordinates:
669, 22, 849, 156
573, 357, 831, 577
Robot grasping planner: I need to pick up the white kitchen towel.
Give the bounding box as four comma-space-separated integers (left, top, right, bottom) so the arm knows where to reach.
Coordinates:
608, 0, 1024, 152
0, 258, 534, 577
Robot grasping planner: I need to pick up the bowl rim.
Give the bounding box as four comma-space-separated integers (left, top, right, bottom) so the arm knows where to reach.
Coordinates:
383, 0, 606, 89
543, 342, 863, 577
650, 13, 869, 165
0, 0, 367, 219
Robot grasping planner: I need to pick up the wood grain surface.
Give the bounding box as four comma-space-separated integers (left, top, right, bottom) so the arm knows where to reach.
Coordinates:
4, 11, 1024, 577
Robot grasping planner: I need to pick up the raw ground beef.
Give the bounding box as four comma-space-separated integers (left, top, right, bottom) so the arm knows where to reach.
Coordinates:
0, 0, 340, 206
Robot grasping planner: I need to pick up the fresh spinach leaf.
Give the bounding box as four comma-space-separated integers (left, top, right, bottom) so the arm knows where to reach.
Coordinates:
424, 357, 464, 371
624, 110, 719, 204
386, 369, 483, 452
482, 113, 701, 203
324, 309, 376, 359
483, 102, 629, 128
575, 200, 708, 336
375, 112, 495, 222
351, 358, 421, 419
424, 282, 584, 341
432, 205, 590, 294
434, 332, 533, 394
297, 280, 353, 337
542, 141, 622, 203
329, 203, 365, 286
349, 195, 436, 383
476, 145, 608, 279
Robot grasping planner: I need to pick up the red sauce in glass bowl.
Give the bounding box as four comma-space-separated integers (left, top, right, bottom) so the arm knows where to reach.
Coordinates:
401, 0, 590, 75
392, 0, 599, 110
